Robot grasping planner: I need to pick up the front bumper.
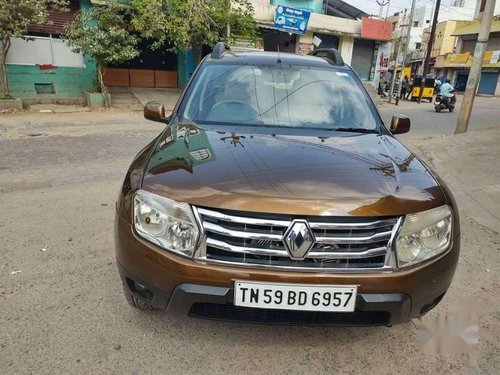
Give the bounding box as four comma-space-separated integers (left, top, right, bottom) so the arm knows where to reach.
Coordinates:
115, 215, 459, 325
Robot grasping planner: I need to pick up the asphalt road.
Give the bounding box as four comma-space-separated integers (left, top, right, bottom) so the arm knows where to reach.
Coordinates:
0, 107, 499, 374
378, 94, 500, 138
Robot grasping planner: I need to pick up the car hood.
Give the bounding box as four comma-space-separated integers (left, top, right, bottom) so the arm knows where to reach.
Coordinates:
142, 124, 446, 216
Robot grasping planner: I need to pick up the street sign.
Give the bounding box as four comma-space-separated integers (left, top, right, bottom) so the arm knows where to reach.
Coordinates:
274, 5, 310, 35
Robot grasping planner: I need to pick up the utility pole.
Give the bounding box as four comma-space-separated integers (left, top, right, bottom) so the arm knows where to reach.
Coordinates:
418, 0, 441, 103
385, 0, 391, 19
388, 7, 405, 104
387, 40, 401, 104
377, 0, 389, 19
395, 0, 417, 105
455, 0, 497, 134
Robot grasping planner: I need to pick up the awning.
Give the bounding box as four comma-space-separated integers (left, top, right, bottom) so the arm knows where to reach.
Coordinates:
325, 0, 369, 20
452, 20, 500, 36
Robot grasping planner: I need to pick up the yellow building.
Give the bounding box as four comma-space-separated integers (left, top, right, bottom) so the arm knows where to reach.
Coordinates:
444, 19, 500, 95
417, 20, 468, 75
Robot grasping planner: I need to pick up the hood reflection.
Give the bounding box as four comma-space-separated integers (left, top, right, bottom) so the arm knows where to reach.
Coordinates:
143, 123, 445, 216
147, 124, 216, 175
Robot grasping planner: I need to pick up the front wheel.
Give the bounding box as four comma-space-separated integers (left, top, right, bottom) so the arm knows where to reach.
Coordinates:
449, 106, 454, 112
435, 105, 441, 113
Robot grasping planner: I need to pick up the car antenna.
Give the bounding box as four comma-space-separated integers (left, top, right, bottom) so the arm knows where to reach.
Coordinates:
277, 45, 281, 63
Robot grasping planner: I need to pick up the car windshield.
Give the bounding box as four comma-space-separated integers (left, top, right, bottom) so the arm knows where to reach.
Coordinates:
179, 63, 380, 131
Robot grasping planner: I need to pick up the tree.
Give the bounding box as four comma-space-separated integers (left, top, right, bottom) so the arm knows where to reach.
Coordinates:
0, 0, 68, 98
131, 0, 257, 55
63, 1, 139, 107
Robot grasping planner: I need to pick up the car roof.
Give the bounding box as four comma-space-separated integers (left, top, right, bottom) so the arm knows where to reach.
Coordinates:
204, 51, 352, 70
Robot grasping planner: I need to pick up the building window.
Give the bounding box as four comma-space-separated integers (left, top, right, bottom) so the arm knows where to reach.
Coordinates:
415, 42, 421, 49
426, 20, 430, 24
413, 21, 419, 27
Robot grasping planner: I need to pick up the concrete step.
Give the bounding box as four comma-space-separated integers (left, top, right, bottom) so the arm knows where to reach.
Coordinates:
108, 87, 143, 110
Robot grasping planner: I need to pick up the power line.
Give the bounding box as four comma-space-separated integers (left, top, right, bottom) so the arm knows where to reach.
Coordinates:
418, 0, 441, 103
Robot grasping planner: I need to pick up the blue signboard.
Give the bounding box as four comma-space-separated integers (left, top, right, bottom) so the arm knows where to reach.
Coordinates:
274, 5, 311, 35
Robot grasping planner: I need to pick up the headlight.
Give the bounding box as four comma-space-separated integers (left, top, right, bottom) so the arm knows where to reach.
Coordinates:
395, 205, 453, 268
133, 190, 200, 258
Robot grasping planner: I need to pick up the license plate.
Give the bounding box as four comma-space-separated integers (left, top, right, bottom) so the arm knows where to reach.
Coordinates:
234, 281, 357, 312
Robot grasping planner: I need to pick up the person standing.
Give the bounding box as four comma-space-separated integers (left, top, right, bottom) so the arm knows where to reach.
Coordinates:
400, 76, 409, 100
406, 76, 413, 100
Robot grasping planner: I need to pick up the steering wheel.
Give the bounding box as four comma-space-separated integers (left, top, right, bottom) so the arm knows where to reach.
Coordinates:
210, 99, 258, 116
211, 99, 255, 111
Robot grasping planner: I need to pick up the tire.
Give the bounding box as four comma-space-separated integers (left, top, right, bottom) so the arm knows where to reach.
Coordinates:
435, 105, 441, 113
123, 286, 155, 310
449, 106, 454, 112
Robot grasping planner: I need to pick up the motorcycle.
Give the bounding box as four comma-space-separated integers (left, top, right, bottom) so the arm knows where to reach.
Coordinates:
434, 92, 456, 112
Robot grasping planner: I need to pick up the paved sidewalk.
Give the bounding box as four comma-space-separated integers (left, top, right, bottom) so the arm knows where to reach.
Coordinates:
405, 129, 500, 234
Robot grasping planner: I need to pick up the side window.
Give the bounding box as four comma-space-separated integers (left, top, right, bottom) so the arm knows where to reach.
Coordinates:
183, 69, 207, 121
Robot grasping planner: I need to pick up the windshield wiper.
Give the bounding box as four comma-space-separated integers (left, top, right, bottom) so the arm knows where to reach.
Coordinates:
331, 127, 380, 134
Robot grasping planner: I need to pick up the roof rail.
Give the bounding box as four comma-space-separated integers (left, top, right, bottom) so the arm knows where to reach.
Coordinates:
308, 48, 344, 66
211, 42, 231, 59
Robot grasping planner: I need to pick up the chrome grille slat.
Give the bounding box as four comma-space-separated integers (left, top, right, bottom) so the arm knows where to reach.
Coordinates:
315, 230, 392, 244
309, 219, 397, 230
207, 238, 288, 257
195, 207, 401, 271
203, 222, 283, 241
195, 256, 394, 272
198, 207, 290, 227
307, 247, 387, 259
207, 238, 387, 260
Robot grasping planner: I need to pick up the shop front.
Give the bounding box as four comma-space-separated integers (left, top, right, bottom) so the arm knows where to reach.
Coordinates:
444, 51, 500, 95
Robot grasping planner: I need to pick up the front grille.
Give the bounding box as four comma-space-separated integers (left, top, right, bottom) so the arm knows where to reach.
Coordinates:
195, 207, 401, 270
189, 303, 391, 326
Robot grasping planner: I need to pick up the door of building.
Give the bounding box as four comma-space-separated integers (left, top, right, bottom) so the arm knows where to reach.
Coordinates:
262, 29, 297, 52
351, 39, 375, 81
455, 72, 468, 92
104, 39, 178, 88
313, 34, 339, 49
478, 71, 499, 95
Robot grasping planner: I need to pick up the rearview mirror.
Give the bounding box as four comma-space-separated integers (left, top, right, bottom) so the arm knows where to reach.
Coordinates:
144, 101, 167, 122
390, 114, 410, 134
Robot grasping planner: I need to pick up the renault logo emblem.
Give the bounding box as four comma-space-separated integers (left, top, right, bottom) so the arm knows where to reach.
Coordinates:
283, 220, 315, 260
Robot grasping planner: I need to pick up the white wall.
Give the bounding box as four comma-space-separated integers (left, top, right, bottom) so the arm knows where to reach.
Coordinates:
6, 36, 85, 68
437, 4, 476, 22
252, 0, 361, 35
338, 36, 354, 65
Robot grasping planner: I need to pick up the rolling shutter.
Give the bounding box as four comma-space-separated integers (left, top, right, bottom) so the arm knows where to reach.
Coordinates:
351, 39, 375, 81
478, 71, 499, 95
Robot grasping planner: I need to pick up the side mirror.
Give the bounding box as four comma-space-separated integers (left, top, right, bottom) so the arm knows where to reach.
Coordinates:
390, 114, 411, 134
144, 101, 167, 122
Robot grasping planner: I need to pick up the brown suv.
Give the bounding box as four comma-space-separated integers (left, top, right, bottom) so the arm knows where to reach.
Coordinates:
115, 44, 460, 326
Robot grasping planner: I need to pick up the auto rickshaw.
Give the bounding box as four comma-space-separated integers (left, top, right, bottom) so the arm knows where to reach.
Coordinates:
411, 76, 435, 102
